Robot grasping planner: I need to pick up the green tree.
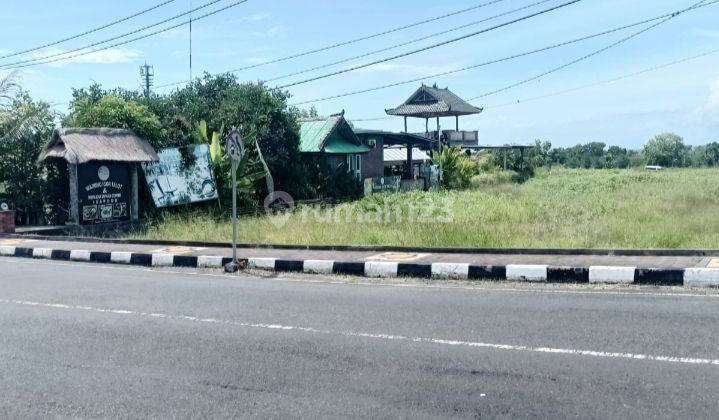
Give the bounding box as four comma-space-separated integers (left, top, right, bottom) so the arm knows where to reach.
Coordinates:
0, 93, 58, 223
643, 133, 687, 167
167, 73, 309, 197
65, 95, 168, 149
604, 146, 630, 169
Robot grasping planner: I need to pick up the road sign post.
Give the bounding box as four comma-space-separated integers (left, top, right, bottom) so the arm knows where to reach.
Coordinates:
224, 128, 244, 273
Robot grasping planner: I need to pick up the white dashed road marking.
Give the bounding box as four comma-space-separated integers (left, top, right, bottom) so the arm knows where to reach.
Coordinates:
2, 298, 718, 367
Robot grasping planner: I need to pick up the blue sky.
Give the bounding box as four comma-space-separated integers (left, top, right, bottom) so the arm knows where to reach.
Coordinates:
0, 0, 717, 148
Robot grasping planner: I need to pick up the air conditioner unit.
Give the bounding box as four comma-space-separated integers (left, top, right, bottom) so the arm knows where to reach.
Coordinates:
0, 197, 14, 212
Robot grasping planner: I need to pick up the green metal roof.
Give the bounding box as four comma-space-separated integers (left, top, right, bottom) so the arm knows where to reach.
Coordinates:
299, 115, 368, 154
323, 136, 369, 154
299, 117, 339, 153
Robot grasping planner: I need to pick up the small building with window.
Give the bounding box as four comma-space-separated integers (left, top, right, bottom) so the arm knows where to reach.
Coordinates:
299, 112, 370, 179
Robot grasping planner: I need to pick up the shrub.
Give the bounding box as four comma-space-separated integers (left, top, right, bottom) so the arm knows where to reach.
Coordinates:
434, 146, 478, 189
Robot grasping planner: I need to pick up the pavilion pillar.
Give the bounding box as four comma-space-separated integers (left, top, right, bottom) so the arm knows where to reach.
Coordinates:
425, 118, 428, 134
404, 116, 407, 133
130, 164, 139, 221
456, 116, 459, 131
436, 117, 440, 140
68, 163, 79, 225
406, 145, 413, 180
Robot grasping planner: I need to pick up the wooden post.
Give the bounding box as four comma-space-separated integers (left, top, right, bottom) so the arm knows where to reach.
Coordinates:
406, 145, 413, 180
425, 118, 428, 134
130, 164, 139, 221
456, 115, 459, 131
404, 116, 407, 133
436, 117, 440, 140
68, 163, 79, 224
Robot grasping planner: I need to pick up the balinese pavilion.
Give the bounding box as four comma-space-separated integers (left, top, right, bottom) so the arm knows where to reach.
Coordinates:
385, 84, 483, 148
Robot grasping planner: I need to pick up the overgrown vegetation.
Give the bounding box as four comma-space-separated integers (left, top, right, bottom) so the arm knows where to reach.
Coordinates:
433, 146, 477, 189
138, 168, 719, 249
0, 75, 59, 224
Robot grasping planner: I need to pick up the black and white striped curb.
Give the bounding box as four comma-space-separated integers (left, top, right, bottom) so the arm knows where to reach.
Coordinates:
2, 245, 718, 287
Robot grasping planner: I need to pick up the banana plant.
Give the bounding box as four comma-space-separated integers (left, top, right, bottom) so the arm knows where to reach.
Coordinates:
192, 120, 273, 197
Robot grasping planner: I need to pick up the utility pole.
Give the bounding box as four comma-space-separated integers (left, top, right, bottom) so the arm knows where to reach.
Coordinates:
139, 63, 154, 98
189, 0, 193, 82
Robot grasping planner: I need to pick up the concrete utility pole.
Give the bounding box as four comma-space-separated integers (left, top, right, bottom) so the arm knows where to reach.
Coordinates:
140, 63, 154, 98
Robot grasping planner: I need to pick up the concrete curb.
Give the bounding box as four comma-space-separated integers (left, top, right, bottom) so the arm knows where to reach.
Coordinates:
3, 233, 719, 257
2, 245, 718, 288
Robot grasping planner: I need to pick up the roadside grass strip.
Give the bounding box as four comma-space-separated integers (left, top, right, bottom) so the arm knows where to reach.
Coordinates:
1, 245, 718, 287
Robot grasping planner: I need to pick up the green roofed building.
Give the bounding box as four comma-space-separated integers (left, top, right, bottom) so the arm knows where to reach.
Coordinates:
299, 112, 370, 180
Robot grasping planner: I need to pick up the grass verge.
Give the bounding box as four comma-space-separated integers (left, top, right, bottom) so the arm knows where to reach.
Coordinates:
135, 168, 719, 249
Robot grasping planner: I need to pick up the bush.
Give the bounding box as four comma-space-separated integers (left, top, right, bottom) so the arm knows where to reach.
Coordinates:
433, 146, 477, 189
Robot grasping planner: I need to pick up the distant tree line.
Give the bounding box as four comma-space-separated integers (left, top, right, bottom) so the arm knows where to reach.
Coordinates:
489, 133, 719, 177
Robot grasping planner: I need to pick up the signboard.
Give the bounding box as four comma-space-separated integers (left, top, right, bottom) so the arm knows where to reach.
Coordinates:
226, 129, 244, 161
142, 144, 219, 208
363, 176, 401, 196
77, 161, 131, 225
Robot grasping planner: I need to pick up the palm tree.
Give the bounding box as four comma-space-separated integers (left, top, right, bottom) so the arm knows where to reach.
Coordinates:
0, 71, 19, 115
0, 72, 49, 143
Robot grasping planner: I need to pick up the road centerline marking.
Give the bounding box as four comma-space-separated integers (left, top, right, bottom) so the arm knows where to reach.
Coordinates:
1, 298, 717, 367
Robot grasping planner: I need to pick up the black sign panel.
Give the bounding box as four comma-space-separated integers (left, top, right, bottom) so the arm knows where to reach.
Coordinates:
77, 161, 130, 225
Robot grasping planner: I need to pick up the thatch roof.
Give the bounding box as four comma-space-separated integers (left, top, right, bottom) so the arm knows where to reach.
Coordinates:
38, 128, 159, 164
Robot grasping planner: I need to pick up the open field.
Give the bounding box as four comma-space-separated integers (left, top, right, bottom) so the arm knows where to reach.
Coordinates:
137, 168, 719, 249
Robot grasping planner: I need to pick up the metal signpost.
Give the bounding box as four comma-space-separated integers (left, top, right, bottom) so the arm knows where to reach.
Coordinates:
224, 128, 244, 273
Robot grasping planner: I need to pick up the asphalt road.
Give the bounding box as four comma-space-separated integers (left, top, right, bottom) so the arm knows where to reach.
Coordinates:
1, 258, 718, 419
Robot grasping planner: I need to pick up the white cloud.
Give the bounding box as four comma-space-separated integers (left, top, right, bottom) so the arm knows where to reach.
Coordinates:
709, 75, 719, 108
252, 26, 285, 38
691, 28, 719, 40
354, 63, 461, 77
228, 13, 270, 24
30, 47, 142, 67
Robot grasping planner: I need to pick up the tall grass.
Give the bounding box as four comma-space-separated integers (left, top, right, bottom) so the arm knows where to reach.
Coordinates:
137, 168, 719, 249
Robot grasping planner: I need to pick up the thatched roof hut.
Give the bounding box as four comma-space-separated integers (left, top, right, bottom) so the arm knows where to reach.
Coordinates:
38, 128, 158, 164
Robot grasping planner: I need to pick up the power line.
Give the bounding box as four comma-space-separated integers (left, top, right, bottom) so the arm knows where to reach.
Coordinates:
278, 0, 583, 89
265, 0, 555, 83
350, 46, 719, 121
0, 0, 178, 61
0, 0, 226, 70
154, 0, 511, 89
0, 1, 249, 70
289, 4, 698, 106
485, 47, 719, 109
466, 0, 714, 100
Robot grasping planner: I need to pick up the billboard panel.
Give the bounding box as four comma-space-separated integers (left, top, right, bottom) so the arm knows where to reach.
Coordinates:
142, 144, 219, 208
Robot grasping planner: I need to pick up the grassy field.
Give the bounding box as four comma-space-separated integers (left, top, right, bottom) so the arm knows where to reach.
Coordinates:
136, 168, 719, 249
